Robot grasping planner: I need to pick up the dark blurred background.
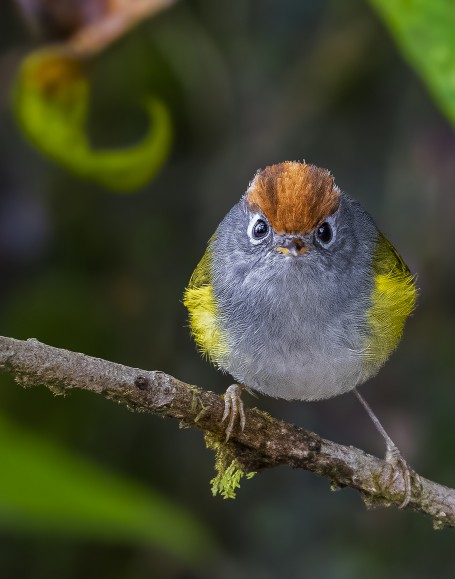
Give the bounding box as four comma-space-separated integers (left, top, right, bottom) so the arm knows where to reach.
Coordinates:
0, 0, 454, 577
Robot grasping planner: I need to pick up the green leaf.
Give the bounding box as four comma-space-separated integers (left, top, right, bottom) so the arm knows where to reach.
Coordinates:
13, 50, 172, 192
370, 0, 455, 126
0, 410, 214, 562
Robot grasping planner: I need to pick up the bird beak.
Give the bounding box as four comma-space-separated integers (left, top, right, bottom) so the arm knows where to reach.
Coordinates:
275, 237, 308, 256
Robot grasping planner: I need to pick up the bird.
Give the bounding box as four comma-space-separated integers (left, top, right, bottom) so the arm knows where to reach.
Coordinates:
184, 161, 417, 506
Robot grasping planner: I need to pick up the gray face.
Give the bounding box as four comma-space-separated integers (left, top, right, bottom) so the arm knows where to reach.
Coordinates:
211, 193, 380, 401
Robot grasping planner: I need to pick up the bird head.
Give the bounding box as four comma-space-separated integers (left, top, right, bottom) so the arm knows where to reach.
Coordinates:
243, 161, 341, 259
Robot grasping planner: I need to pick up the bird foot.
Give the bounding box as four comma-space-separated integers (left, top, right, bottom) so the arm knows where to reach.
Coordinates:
222, 384, 246, 441
381, 444, 417, 509
354, 390, 421, 509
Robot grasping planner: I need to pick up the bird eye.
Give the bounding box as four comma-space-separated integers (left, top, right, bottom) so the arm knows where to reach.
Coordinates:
252, 219, 269, 240
316, 222, 332, 245
247, 214, 271, 245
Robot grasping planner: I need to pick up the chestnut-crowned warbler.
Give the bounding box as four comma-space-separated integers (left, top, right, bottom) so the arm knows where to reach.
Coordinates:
184, 161, 417, 506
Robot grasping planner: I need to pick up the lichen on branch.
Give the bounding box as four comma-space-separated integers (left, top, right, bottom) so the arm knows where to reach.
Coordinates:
0, 335, 454, 528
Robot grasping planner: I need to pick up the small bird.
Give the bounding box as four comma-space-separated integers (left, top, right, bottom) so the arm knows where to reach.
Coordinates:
184, 161, 417, 506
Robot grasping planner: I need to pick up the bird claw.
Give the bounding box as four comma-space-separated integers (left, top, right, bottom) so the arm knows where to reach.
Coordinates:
222, 384, 246, 441
382, 444, 416, 509
354, 390, 420, 510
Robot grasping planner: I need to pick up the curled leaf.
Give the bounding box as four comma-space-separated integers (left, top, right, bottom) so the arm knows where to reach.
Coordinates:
13, 50, 172, 191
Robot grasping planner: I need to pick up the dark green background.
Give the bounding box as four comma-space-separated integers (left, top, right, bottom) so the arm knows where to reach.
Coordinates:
0, 0, 454, 577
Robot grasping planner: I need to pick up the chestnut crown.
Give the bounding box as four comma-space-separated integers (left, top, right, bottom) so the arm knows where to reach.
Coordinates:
246, 161, 340, 234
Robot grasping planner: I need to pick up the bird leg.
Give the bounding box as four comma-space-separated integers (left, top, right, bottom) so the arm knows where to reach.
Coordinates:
354, 389, 417, 509
222, 384, 246, 441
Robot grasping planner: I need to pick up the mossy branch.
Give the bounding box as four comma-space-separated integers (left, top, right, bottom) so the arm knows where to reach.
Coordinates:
0, 335, 453, 528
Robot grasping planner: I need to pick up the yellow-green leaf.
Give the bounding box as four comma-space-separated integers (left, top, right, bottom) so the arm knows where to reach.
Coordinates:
13, 50, 172, 192
370, 0, 455, 126
0, 410, 214, 562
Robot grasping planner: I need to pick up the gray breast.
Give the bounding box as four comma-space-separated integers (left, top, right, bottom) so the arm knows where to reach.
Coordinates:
211, 195, 378, 401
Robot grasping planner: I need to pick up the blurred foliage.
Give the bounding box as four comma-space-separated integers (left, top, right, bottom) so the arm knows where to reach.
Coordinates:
0, 411, 214, 562
13, 50, 172, 192
370, 0, 455, 127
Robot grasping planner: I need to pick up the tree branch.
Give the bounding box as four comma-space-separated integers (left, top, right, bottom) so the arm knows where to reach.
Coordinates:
0, 335, 453, 528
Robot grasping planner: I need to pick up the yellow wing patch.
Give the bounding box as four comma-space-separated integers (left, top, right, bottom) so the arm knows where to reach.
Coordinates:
183, 243, 229, 366
365, 233, 417, 369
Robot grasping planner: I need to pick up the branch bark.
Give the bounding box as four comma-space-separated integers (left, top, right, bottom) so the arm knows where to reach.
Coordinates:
0, 335, 453, 528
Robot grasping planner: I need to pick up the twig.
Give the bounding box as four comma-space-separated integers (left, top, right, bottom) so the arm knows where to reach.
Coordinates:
0, 335, 453, 528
